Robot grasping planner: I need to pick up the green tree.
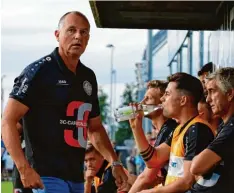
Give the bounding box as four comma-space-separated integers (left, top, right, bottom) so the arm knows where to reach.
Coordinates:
98, 87, 109, 124
115, 83, 138, 145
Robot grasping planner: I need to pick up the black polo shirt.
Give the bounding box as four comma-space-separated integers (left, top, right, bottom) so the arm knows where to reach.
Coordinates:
191, 116, 234, 193
9, 48, 100, 182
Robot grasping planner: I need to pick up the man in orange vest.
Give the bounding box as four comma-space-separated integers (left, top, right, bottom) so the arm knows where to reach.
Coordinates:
84, 143, 135, 193
130, 72, 214, 193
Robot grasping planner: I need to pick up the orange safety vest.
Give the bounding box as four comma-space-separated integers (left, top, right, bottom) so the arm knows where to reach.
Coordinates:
93, 163, 111, 192
165, 116, 214, 185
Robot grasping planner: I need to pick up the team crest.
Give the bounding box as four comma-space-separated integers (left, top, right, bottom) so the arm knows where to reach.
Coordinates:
83, 81, 92, 96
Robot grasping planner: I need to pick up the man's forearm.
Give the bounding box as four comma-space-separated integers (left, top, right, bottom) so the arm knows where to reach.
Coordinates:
84, 181, 93, 193
88, 126, 118, 163
129, 168, 159, 193
132, 127, 160, 168
1, 120, 30, 171
129, 176, 153, 193
132, 126, 149, 153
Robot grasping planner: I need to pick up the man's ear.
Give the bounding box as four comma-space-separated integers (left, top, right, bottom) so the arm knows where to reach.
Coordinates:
227, 89, 234, 102
54, 30, 60, 42
180, 95, 188, 106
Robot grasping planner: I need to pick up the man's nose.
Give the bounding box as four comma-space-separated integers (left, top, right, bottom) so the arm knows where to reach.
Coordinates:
86, 161, 91, 167
206, 94, 211, 103
74, 31, 82, 40
160, 95, 164, 102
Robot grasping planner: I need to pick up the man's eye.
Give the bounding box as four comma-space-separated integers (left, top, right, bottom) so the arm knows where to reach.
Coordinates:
80, 30, 89, 36
68, 28, 75, 33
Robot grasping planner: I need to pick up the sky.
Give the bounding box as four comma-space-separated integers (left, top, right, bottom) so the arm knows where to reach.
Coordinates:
1, 0, 148, 109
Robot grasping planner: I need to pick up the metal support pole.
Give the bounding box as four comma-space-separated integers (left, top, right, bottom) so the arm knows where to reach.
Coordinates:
177, 52, 181, 72
199, 31, 204, 69
169, 64, 172, 75
145, 30, 153, 132
188, 31, 193, 75
180, 49, 183, 72
112, 69, 117, 141
106, 44, 115, 140
147, 30, 153, 81
208, 33, 211, 62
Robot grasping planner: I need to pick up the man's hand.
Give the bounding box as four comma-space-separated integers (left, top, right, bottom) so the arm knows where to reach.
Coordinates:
112, 165, 128, 191
129, 103, 144, 130
85, 168, 96, 182
19, 166, 44, 189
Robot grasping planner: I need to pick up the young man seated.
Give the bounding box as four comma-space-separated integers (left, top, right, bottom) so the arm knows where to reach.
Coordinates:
84, 142, 136, 193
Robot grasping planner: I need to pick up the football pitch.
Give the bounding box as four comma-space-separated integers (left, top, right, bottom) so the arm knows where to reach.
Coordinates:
1, 181, 13, 193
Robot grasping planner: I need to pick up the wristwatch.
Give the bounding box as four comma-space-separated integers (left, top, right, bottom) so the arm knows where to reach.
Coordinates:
111, 161, 123, 167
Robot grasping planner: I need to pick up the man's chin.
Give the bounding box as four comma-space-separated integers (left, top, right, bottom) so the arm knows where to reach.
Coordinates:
162, 110, 171, 119
69, 49, 83, 57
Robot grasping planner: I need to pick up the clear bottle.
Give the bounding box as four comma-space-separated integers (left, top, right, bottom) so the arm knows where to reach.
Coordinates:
114, 104, 162, 122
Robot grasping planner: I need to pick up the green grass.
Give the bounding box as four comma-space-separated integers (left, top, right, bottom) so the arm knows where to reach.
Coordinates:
1, 181, 13, 193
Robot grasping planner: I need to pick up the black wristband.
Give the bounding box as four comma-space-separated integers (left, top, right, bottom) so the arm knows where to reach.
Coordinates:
143, 148, 155, 162
141, 145, 154, 159
140, 144, 151, 156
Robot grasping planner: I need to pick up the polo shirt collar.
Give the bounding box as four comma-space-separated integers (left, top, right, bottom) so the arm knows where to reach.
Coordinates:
52, 47, 83, 77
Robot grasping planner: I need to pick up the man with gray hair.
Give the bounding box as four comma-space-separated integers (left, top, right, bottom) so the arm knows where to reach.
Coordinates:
191, 67, 234, 193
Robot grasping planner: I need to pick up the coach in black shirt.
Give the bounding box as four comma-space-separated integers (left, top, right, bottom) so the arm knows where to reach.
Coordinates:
191, 67, 234, 193
1, 11, 127, 193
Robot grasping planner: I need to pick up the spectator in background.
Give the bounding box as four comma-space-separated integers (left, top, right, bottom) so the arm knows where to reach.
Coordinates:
1, 139, 6, 157
1, 139, 8, 181
84, 143, 135, 193
3, 151, 14, 180
198, 96, 220, 135
134, 149, 145, 175
126, 148, 137, 175
191, 67, 234, 193
198, 62, 215, 96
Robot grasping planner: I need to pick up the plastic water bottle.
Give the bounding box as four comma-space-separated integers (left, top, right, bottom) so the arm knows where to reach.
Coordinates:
114, 104, 162, 122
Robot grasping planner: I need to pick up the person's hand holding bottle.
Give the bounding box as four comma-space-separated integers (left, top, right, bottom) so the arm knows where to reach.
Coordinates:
129, 103, 144, 130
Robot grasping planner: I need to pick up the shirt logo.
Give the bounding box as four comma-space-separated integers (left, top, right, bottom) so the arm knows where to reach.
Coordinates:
83, 81, 92, 96
45, 56, 51, 61
57, 80, 69, 86
17, 77, 28, 95
171, 162, 177, 168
